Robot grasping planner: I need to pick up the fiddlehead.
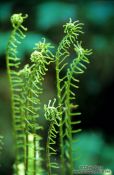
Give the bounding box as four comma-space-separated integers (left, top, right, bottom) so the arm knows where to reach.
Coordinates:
56, 19, 83, 103
44, 99, 61, 175
6, 13, 93, 175
7, 13, 28, 65
64, 41, 92, 174
6, 13, 28, 175
55, 19, 83, 174
20, 39, 54, 175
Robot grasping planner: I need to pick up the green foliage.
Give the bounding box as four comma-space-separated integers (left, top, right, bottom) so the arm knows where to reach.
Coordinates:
6, 13, 92, 175
44, 99, 61, 174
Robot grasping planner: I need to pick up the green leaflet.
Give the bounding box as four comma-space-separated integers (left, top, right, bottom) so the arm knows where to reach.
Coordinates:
6, 13, 92, 175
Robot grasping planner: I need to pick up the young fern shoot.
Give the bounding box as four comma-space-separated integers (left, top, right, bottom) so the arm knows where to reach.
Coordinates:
44, 99, 61, 175
22, 40, 54, 175
55, 19, 88, 174
6, 13, 54, 175
64, 41, 92, 174
6, 13, 93, 175
6, 13, 28, 175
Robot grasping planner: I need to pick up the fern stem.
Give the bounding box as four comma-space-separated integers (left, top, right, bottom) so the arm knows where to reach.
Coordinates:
6, 29, 25, 175
25, 98, 29, 175
44, 99, 60, 175
6, 46, 18, 174
25, 133, 29, 175
64, 81, 73, 175
6, 14, 28, 175
55, 34, 74, 174
64, 43, 92, 173
46, 122, 52, 175
64, 56, 81, 174
55, 20, 83, 173
56, 58, 65, 175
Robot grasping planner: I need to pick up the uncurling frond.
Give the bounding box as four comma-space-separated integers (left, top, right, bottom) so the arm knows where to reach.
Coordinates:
44, 99, 61, 175
63, 41, 92, 174
55, 19, 84, 175
6, 13, 93, 175
6, 13, 28, 175
19, 39, 54, 175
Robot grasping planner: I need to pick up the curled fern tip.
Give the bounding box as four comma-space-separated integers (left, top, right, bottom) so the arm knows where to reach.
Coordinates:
11, 13, 28, 29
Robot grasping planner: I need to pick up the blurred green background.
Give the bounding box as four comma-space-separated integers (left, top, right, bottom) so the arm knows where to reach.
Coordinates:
0, 0, 114, 174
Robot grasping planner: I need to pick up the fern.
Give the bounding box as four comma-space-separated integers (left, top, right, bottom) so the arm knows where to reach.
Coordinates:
6, 13, 93, 175
63, 41, 92, 174
20, 40, 54, 175
56, 19, 84, 104
6, 13, 28, 175
55, 19, 85, 174
6, 13, 54, 175
44, 99, 61, 175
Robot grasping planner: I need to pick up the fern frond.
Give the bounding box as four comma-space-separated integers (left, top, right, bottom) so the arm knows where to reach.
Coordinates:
56, 19, 84, 102
63, 41, 92, 174
55, 19, 84, 174
6, 14, 93, 175
44, 99, 61, 175
6, 13, 28, 175
18, 39, 54, 175
7, 13, 28, 61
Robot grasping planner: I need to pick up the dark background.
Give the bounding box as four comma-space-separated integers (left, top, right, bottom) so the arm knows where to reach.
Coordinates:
0, 0, 114, 174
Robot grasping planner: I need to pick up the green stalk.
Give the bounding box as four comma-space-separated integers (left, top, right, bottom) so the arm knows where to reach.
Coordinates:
56, 58, 65, 175
6, 29, 23, 175
64, 80, 73, 175
6, 13, 28, 175
46, 122, 52, 175
6, 39, 18, 174
55, 20, 83, 173
64, 43, 92, 173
